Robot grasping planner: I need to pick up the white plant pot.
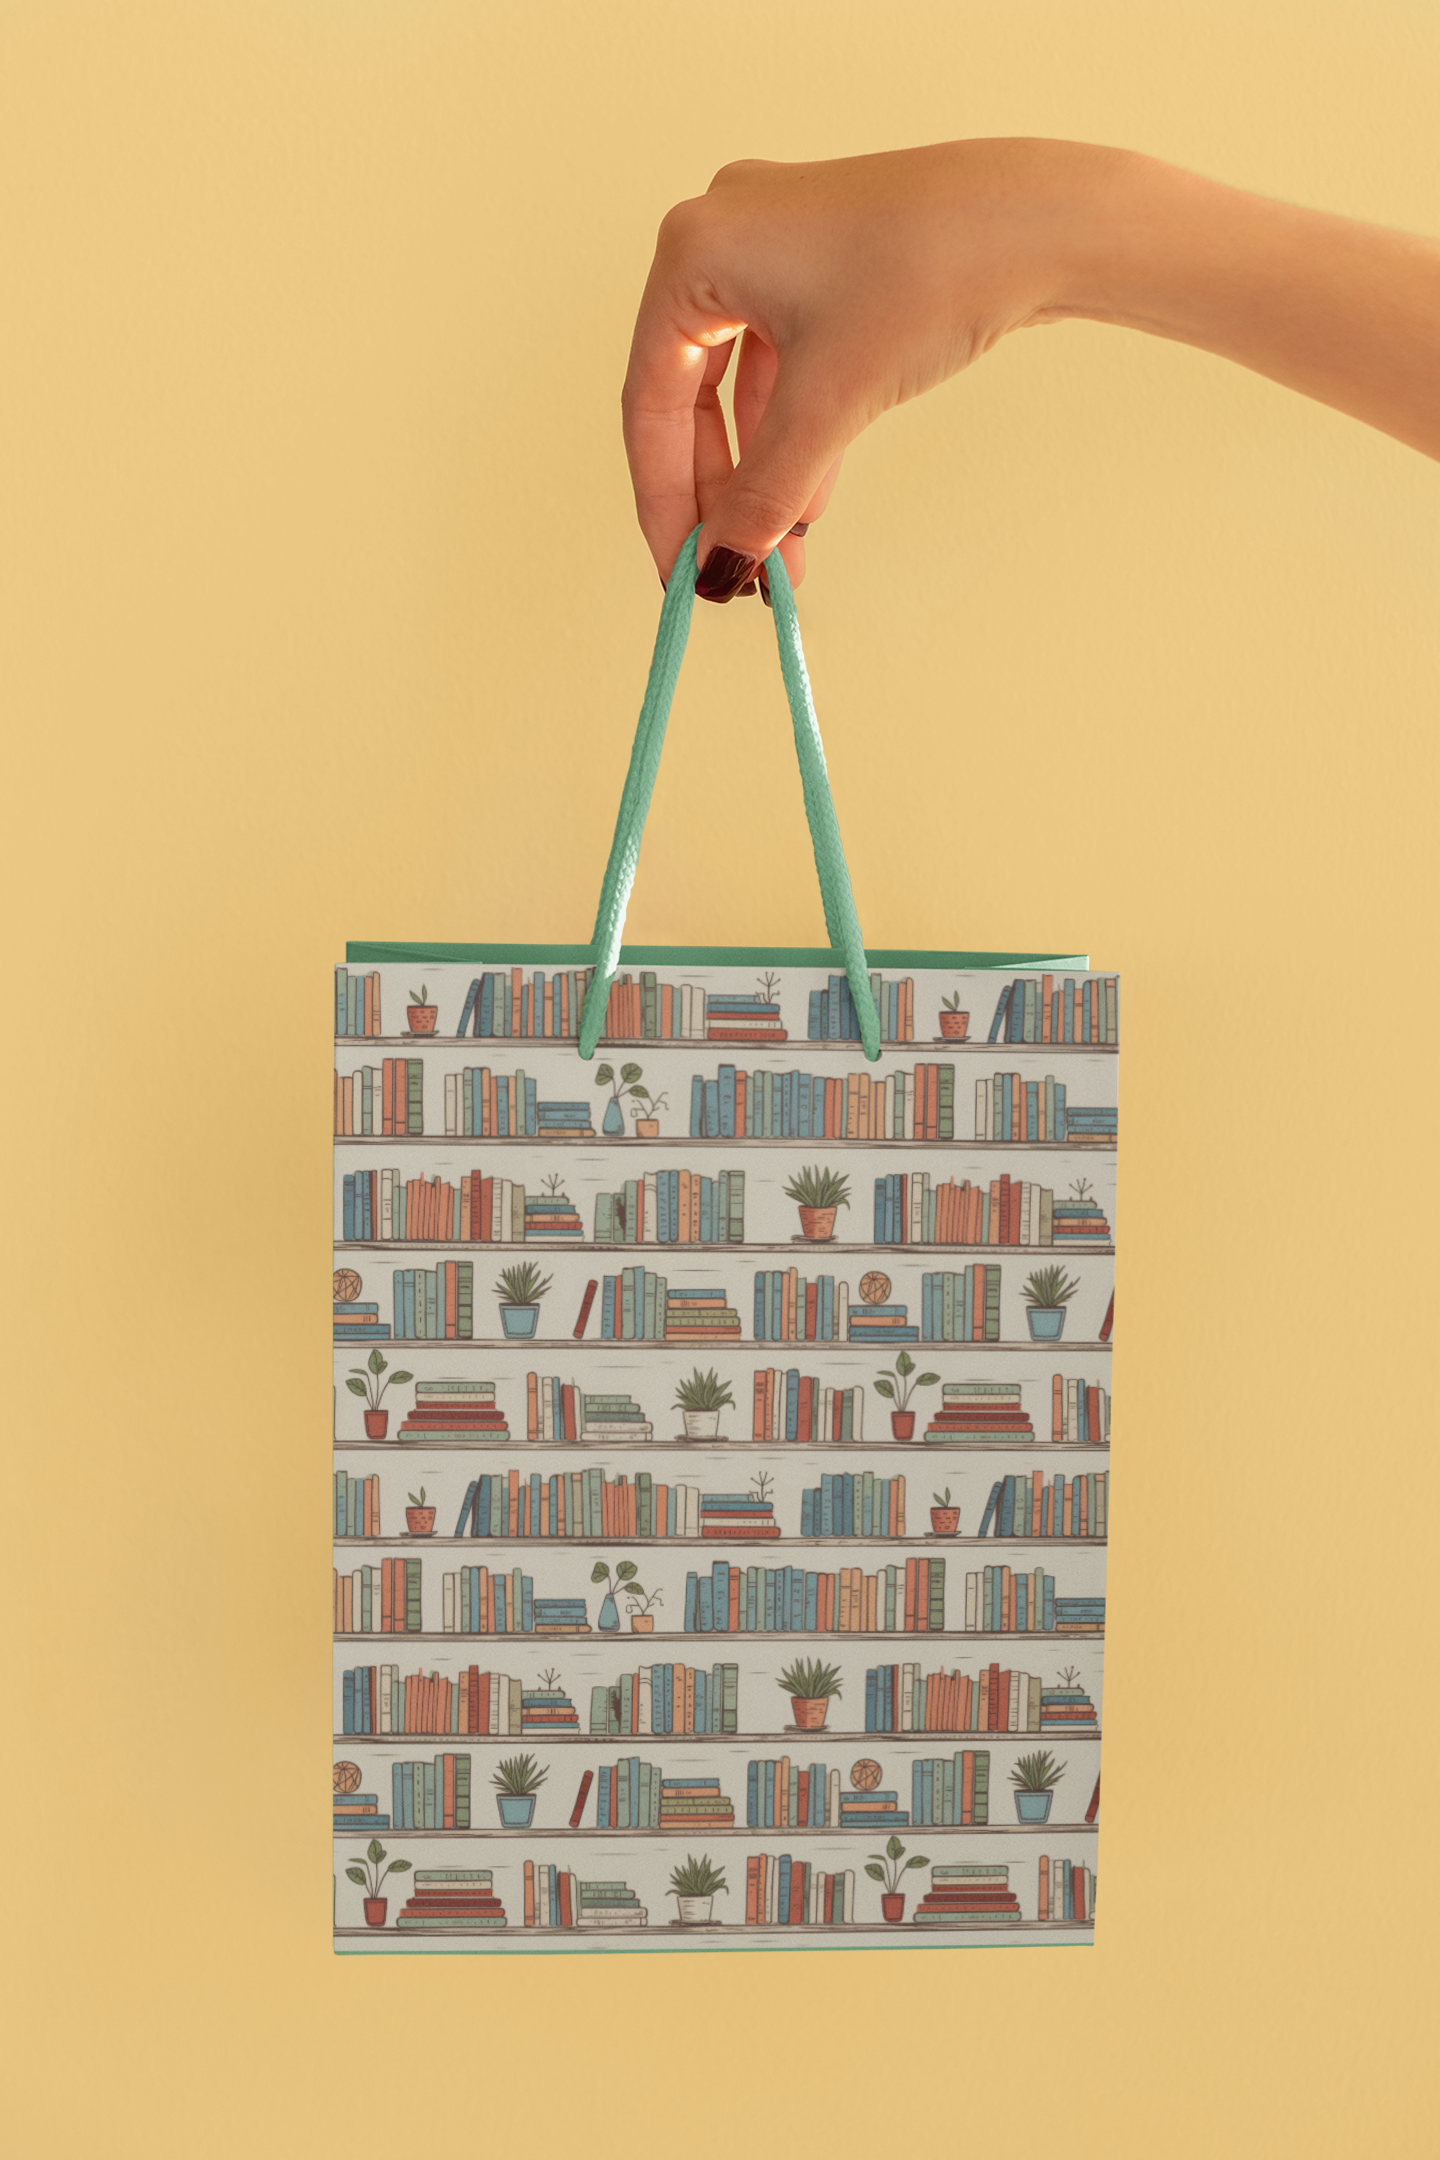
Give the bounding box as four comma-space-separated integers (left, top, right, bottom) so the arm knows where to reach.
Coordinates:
676, 1895, 714, 1924
681, 1410, 721, 1439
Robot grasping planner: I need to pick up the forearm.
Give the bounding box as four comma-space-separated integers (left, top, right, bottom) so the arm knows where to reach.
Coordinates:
1063, 150, 1440, 459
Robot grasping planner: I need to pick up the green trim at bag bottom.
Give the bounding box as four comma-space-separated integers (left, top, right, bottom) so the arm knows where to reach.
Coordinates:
347, 943, 1089, 971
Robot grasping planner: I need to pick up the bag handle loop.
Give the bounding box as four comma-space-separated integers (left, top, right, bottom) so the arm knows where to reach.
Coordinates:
579, 527, 880, 1060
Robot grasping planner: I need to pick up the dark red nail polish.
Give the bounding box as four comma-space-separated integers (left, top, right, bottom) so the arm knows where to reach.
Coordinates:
739, 579, 758, 598
760, 581, 772, 609
695, 545, 761, 603
789, 520, 809, 537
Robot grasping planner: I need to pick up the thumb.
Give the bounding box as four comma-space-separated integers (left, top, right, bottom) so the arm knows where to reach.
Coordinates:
693, 353, 855, 603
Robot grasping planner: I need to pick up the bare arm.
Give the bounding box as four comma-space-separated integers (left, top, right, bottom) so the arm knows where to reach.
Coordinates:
621, 141, 1440, 601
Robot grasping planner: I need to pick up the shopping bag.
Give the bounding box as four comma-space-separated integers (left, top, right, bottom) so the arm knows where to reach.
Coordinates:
332, 533, 1116, 1953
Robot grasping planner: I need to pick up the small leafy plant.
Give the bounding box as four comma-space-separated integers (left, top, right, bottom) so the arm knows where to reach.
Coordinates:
756, 971, 782, 1003
629, 1086, 669, 1125
941, 990, 966, 1011
624, 1580, 663, 1617
750, 1468, 774, 1506
591, 1558, 639, 1598
495, 1260, 552, 1306
595, 1060, 649, 1114
1009, 1749, 1066, 1793
873, 1348, 940, 1414
492, 1753, 548, 1797
1023, 1266, 1081, 1310
346, 1838, 411, 1899
865, 1834, 929, 1895
783, 1164, 852, 1212
933, 1488, 952, 1507
346, 1346, 413, 1412
408, 985, 429, 1006
407, 1487, 427, 1507
669, 1854, 729, 1899
777, 1657, 843, 1702
673, 1368, 735, 1414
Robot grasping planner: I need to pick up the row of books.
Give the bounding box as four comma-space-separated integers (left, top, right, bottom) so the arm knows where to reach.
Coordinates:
683, 1558, 947, 1634
333, 1060, 424, 1135
753, 1272, 853, 1344
442, 1070, 593, 1138
747, 1761, 862, 1828
341, 1172, 558, 1244
525, 1374, 648, 1443
390, 1268, 474, 1340
335, 967, 384, 1037
973, 1074, 1116, 1145
334, 1470, 381, 1538
587, 1664, 741, 1735
747, 1855, 856, 1924
593, 1169, 746, 1245
873, 1175, 1112, 1248
388, 1753, 472, 1829
339, 1666, 573, 1736
977, 1471, 1109, 1540
1038, 1855, 1094, 1922
753, 1369, 867, 1443
799, 1473, 908, 1537
986, 975, 1119, 1047
809, 973, 914, 1042
690, 1063, 952, 1140
908, 1751, 994, 1826
964, 1567, 1106, 1633
595, 1764, 736, 1829
600, 1271, 743, 1342
451, 1467, 705, 1540
521, 1866, 646, 1927
457, 969, 596, 1041
334, 1560, 421, 1634
921, 1268, 1002, 1343
864, 1662, 1100, 1734
441, 1568, 590, 1636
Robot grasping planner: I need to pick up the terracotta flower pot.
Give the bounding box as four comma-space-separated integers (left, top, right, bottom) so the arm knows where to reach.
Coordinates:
363, 1898, 387, 1928
798, 1206, 837, 1241
363, 1409, 389, 1440
939, 1011, 969, 1040
406, 1005, 437, 1035
929, 1507, 961, 1536
881, 1893, 906, 1924
890, 1411, 916, 1441
790, 1697, 830, 1731
630, 1613, 654, 1633
634, 1118, 659, 1138
405, 1506, 435, 1536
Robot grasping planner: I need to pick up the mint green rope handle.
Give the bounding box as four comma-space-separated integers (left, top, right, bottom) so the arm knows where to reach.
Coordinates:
579, 526, 880, 1060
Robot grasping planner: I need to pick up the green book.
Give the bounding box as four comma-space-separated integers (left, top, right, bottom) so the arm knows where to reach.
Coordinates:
928, 1558, 945, 1632
937, 1063, 954, 1139
407, 1060, 424, 1134
405, 1558, 422, 1632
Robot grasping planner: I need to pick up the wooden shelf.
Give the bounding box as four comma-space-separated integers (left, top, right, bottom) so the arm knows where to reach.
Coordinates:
336, 1631, 1104, 1647
335, 1137, 1115, 1153
332, 1340, 1115, 1355
336, 1240, 1115, 1258
334, 1918, 1093, 1937
336, 1037, 1118, 1057
335, 1438, 1109, 1455
334, 1535, 1107, 1551
334, 1729, 1102, 1747
331, 1821, 1096, 1840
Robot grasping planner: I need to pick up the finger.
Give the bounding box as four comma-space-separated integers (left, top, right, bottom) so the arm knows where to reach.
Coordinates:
693, 337, 739, 530
694, 348, 857, 601
622, 249, 747, 581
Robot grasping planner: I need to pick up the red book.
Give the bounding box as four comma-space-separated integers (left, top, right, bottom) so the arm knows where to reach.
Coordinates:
558, 1872, 573, 1927
569, 1769, 595, 1828
573, 1278, 598, 1338
1099, 1290, 1114, 1341
789, 1862, 805, 1924
562, 1385, 577, 1443
1086, 1775, 1100, 1824
746, 1855, 761, 1925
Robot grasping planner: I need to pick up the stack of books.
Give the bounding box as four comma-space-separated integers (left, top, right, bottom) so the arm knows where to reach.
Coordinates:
977, 1470, 1109, 1539
913, 1864, 1022, 1924
577, 1880, 648, 1928
1037, 1855, 1095, 1921
396, 1380, 508, 1443
523, 1191, 584, 1240
747, 1855, 856, 1924
340, 1665, 524, 1736
974, 1073, 1071, 1143
602, 972, 706, 1040
534, 1596, 592, 1637
333, 1558, 421, 1635
700, 1491, 781, 1540
800, 1473, 906, 1537
453, 1467, 700, 1539
334, 965, 383, 1036
334, 1470, 381, 1536
920, 1267, 1001, 1342
747, 1760, 842, 1828
535, 1100, 597, 1137
753, 1273, 850, 1343
442, 1068, 597, 1138
396, 1869, 506, 1931
599, 1268, 671, 1340
706, 993, 787, 1044
334, 1301, 389, 1345
1052, 1376, 1110, 1445
457, 967, 595, 1040
390, 1264, 474, 1340
1041, 1681, 1099, 1731
1054, 1597, 1106, 1632
846, 1300, 917, 1345
593, 1169, 745, 1245
985, 973, 1118, 1046
866, 1661, 1050, 1734
684, 1557, 945, 1634
965, 1568, 1104, 1634
592, 1759, 735, 1828
334, 1058, 424, 1135
333, 1788, 388, 1832
390, 1753, 472, 1829
752, 1368, 866, 1443
908, 1751, 992, 1826
838, 1784, 908, 1830
588, 1663, 740, 1735
1060, 1105, 1117, 1145
808, 972, 914, 1042
1050, 1192, 1113, 1243
689, 1063, 953, 1141
521, 1687, 580, 1733
925, 1382, 1034, 1444
665, 1286, 743, 1344
659, 1776, 735, 1829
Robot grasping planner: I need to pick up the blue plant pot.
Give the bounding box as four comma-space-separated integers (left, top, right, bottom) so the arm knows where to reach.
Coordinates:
603, 1098, 626, 1136
497, 1794, 536, 1828
500, 1304, 540, 1338
1026, 1308, 1066, 1341
597, 1590, 620, 1633
1014, 1790, 1054, 1823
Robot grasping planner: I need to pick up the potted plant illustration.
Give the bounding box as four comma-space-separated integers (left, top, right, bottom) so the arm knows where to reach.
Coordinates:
1010, 1749, 1065, 1823
625, 1581, 663, 1634
939, 991, 970, 1040
492, 1753, 547, 1828
495, 1259, 551, 1339
591, 1558, 637, 1633
405, 1487, 435, 1536
594, 1060, 648, 1137
865, 1834, 929, 1924
674, 1367, 734, 1440
345, 1838, 411, 1928
346, 1346, 413, 1440
405, 983, 438, 1036
778, 1656, 843, 1732
1023, 1266, 1081, 1342
783, 1164, 851, 1242
630, 1086, 669, 1140
669, 1853, 729, 1926
873, 1348, 940, 1440
930, 1488, 961, 1536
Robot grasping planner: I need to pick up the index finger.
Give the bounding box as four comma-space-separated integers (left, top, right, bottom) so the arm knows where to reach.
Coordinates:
622, 256, 748, 581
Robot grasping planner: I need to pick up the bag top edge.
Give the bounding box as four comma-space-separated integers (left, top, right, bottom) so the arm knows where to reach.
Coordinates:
344, 943, 1093, 971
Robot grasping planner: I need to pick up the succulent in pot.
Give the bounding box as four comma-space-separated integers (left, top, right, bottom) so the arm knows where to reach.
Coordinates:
1023, 1266, 1081, 1342
492, 1752, 547, 1828
1010, 1748, 1066, 1823
673, 1366, 734, 1440
939, 990, 970, 1040
406, 983, 438, 1035
669, 1852, 729, 1925
778, 1656, 843, 1732
783, 1164, 851, 1243
405, 1487, 435, 1536
929, 1487, 961, 1536
495, 1260, 551, 1339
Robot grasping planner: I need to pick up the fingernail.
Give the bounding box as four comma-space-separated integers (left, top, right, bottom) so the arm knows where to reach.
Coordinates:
760, 581, 772, 609
789, 521, 809, 537
695, 545, 761, 604
739, 579, 758, 598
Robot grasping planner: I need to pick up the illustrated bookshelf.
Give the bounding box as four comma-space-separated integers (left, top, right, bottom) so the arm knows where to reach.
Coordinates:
335, 955, 1112, 1953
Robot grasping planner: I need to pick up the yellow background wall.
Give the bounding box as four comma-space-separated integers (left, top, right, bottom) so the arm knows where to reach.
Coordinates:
4, 3, 1436, 2151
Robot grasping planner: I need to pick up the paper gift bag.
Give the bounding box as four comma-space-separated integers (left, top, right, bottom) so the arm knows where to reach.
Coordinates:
332, 534, 1116, 1953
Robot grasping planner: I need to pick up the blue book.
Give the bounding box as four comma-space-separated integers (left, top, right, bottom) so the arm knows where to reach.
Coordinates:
808, 988, 822, 1038
804, 1573, 818, 1630
865, 1669, 877, 1732
999, 1478, 1015, 1537
697, 1577, 713, 1631
873, 1178, 885, 1243
711, 1562, 730, 1633
453, 1479, 478, 1537
753, 1272, 766, 1338
342, 1671, 355, 1732
912, 1759, 924, 1822
765, 1762, 776, 1828
684, 1572, 698, 1631
718, 1066, 736, 1137
689, 1076, 703, 1137
663, 1664, 674, 1731
478, 974, 494, 1035
457, 979, 481, 1036
704, 1079, 720, 1137
987, 984, 1010, 1043
784, 1368, 799, 1442
1044, 1577, 1056, 1630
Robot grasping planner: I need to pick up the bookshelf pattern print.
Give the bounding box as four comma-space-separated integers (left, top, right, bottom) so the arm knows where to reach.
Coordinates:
334, 954, 1114, 1954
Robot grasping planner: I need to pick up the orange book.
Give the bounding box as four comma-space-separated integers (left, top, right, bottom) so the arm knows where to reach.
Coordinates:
527, 1371, 539, 1442
746, 1855, 761, 1925
734, 1071, 746, 1133
1052, 1374, 1063, 1444
752, 1370, 767, 1442
1041, 973, 1053, 1043
895, 1474, 905, 1536
866, 1574, 878, 1631
961, 1749, 975, 1824
917, 1558, 930, 1630
661, 983, 673, 1037
684, 1669, 696, 1730
379, 1563, 391, 1634
729, 1573, 741, 1631
445, 1263, 458, 1337
524, 1859, 536, 1927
